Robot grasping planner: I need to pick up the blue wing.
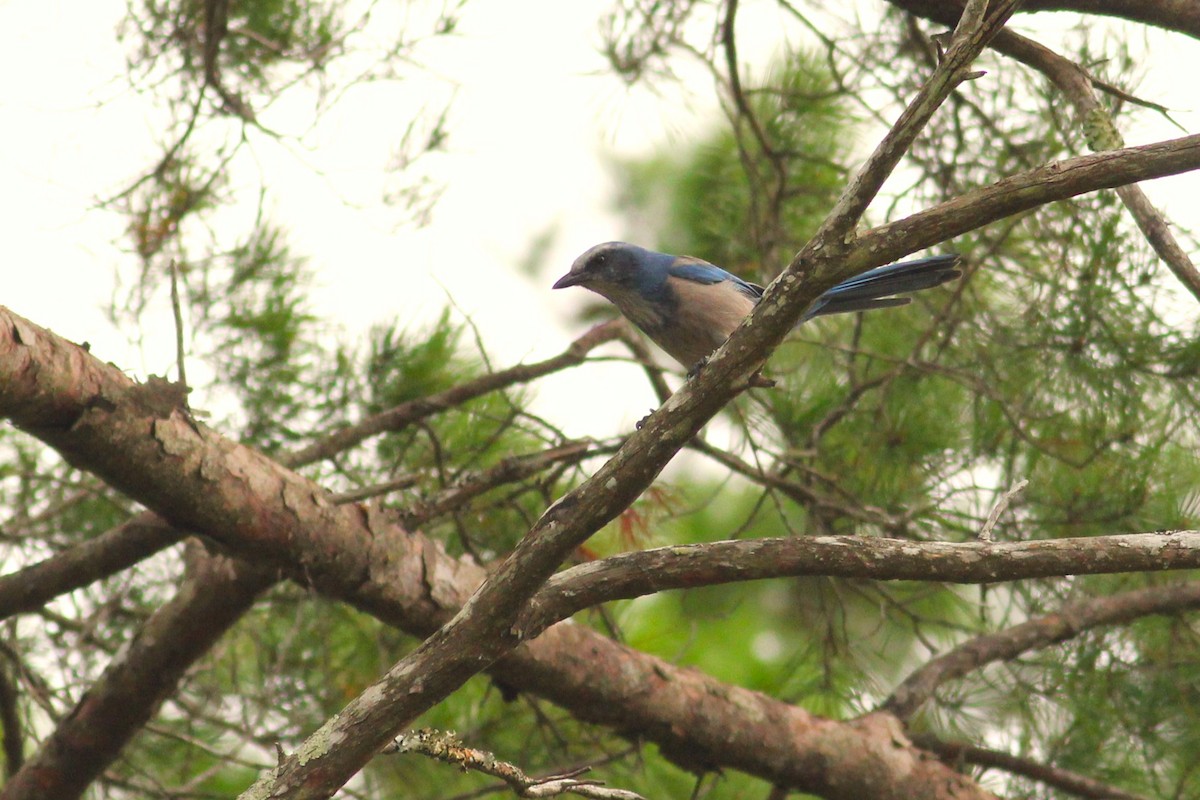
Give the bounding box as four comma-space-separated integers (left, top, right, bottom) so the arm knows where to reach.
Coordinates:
662, 252, 959, 318
666, 256, 764, 302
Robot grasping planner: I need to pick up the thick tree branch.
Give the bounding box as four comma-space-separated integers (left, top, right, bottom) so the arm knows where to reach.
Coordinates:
882, 580, 1200, 719
522, 533, 1200, 637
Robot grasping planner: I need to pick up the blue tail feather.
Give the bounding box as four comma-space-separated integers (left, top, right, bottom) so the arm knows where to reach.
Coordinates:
806, 254, 961, 319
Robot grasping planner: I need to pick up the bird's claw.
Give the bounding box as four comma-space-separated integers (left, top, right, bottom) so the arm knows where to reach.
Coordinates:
686, 355, 710, 380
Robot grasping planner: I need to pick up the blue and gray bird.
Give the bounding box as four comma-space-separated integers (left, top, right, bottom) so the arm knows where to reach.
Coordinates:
553, 242, 962, 372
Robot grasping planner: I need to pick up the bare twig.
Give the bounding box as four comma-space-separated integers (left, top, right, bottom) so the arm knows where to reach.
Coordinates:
399, 441, 604, 528
329, 474, 422, 504
168, 259, 188, 390
286, 321, 625, 468
977, 478, 1027, 541
385, 729, 645, 800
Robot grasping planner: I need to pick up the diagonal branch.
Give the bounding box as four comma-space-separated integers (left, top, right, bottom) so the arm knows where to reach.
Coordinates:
882, 580, 1200, 719
286, 320, 624, 468
0, 513, 181, 621
912, 733, 1152, 800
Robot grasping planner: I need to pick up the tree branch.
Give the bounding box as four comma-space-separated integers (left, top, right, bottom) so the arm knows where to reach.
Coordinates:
522, 532, 1200, 637
882, 579, 1200, 719
810, 0, 1021, 244
0, 663, 22, 778
913, 733, 1152, 800
890, 0, 1200, 302
286, 320, 625, 468
384, 728, 645, 800
1019, 0, 1200, 41
0, 513, 181, 620
855, 132, 1200, 266
399, 440, 603, 528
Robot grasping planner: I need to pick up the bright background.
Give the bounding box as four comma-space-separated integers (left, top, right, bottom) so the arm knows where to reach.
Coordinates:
4, 1, 1198, 435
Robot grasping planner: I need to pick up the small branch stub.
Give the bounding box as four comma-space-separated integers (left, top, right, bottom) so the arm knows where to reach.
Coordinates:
978, 479, 1029, 542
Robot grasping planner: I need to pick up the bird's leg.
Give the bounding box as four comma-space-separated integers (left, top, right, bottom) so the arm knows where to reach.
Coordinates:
686, 355, 710, 380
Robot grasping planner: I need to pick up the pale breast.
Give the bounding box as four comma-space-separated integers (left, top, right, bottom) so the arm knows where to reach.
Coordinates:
651, 277, 757, 368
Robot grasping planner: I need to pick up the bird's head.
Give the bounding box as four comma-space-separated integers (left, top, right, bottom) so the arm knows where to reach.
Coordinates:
552, 242, 661, 294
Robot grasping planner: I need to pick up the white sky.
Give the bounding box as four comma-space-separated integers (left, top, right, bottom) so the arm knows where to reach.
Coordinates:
3, 1, 1199, 438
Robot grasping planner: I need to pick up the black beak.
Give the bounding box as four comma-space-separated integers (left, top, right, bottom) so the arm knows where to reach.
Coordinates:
552, 272, 585, 290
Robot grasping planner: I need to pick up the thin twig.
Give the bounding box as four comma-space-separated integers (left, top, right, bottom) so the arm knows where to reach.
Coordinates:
168, 259, 187, 390
977, 478, 1027, 541
385, 729, 645, 800
285, 320, 624, 468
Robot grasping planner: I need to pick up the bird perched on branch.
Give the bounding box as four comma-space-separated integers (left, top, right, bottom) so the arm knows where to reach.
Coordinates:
553, 242, 961, 376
